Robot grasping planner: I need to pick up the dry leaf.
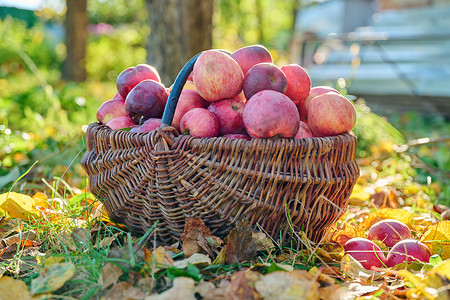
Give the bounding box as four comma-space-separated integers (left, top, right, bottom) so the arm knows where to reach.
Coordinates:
225, 219, 256, 264
105, 281, 145, 300
173, 252, 211, 269
421, 221, 450, 259
145, 277, 196, 300
225, 270, 262, 300
330, 223, 365, 245
0, 276, 32, 300
0, 230, 40, 259
254, 270, 320, 300
341, 282, 383, 300
340, 254, 384, 280
30, 262, 76, 295
100, 263, 124, 290
0, 192, 40, 221
142, 246, 174, 274
0, 218, 23, 240
181, 218, 223, 258
71, 227, 91, 247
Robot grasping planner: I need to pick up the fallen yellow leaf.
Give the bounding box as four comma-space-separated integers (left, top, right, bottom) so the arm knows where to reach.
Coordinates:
0, 192, 40, 221
421, 221, 450, 260
0, 276, 32, 300
361, 208, 413, 229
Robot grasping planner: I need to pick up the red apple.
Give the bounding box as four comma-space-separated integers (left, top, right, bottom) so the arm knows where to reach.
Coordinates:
299, 86, 340, 121
386, 239, 431, 267
180, 108, 219, 138
368, 219, 411, 248
125, 79, 168, 124
294, 121, 314, 139
208, 98, 245, 136
307, 92, 356, 137
231, 45, 273, 75
243, 63, 288, 100
96, 99, 127, 124
116, 64, 161, 98
243, 90, 299, 139
223, 134, 251, 141
130, 118, 161, 133
171, 90, 209, 131
280, 64, 311, 106
344, 238, 387, 270
193, 50, 244, 102
105, 115, 137, 130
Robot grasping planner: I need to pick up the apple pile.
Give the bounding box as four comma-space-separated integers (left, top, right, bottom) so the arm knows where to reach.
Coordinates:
95, 45, 357, 140
344, 219, 431, 270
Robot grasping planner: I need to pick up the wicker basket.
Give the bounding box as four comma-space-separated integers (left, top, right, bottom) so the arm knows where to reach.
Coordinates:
81, 53, 360, 244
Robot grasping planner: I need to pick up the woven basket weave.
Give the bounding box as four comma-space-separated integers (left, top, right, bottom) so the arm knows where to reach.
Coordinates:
81, 52, 360, 244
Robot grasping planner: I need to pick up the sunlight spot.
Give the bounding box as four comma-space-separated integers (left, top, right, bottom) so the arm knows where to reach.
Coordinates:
5, 128, 11, 135
0, 125, 5, 131
427, 176, 432, 186
22, 132, 31, 140
82, 125, 88, 132
75, 97, 87, 106
337, 78, 346, 89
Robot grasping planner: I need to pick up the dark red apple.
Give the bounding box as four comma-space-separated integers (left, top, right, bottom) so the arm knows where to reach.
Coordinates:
243, 63, 288, 100
116, 64, 161, 98
223, 134, 251, 141
344, 237, 387, 270
243, 90, 299, 139
368, 219, 411, 248
125, 79, 168, 124
180, 108, 219, 138
171, 90, 209, 131
299, 86, 340, 121
307, 92, 356, 137
280, 64, 311, 106
386, 239, 431, 267
231, 45, 273, 75
105, 115, 137, 130
208, 98, 245, 135
294, 121, 314, 139
96, 99, 127, 124
130, 118, 161, 133
193, 50, 244, 102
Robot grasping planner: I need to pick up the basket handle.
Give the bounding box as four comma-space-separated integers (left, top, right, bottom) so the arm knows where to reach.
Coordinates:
161, 49, 232, 127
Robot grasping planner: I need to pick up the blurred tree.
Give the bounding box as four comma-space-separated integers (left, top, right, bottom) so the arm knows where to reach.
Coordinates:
146, 0, 213, 85
63, 0, 87, 82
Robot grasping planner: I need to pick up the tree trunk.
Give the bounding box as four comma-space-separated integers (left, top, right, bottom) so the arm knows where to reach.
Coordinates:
63, 0, 87, 82
146, 0, 213, 86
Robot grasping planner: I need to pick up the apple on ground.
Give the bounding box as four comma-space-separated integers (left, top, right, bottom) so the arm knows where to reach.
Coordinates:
97, 98, 127, 124
171, 89, 209, 131
243, 90, 299, 139
386, 239, 431, 267
243, 63, 288, 100
125, 79, 168, 125
208, 98, 245, 136
223, 134, 251, 141
193, 50, 244, 102
281, 64, 311, 106
368, 219, 411, 247
299, 86, 340, 121
180, 108, 219, 138
105, 115, 137, 130
130, 118, 161, 133
116, 64, 161, 98
231, 44, 273, 75
344, 237, 387, 270
294, 121, 314, 139
307, 92, 356, 137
